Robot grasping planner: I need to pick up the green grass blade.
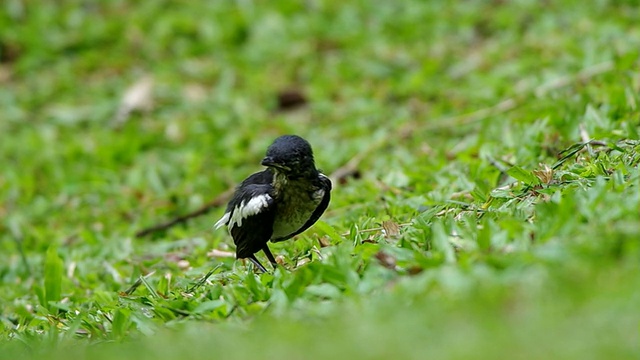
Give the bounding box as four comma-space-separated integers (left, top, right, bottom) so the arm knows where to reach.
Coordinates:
44, 246, 63, 311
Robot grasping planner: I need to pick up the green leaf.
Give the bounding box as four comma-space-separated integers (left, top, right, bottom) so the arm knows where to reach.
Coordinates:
477, 219, 492, 251
471, 184, 488, 203
34, 285, 46, 308
157, 273, 170, 296
507, 166, 541, 186
111, 308, 131, 339
305, 283, 342, 299
553, 142, 589, 169
431, 220, 456, 264
44, 246, 63, 310
193, 300, 226, 314
313, 220, 343, 244
625, 120, 639, 140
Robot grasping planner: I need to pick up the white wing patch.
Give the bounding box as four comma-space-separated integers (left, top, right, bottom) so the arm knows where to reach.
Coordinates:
218, 194, 272, 230
214, 212, 230, 229
312, 173, 328, 201
312, 188, 325, 201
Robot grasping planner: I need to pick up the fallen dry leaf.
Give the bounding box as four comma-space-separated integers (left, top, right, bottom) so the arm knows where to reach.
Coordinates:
374, 250, 397, 270
317, 235, 331, 248
0, 65, 11, 83
533, 163, 553, 184
337, 169, 362, 185
183, 83, 207, 103
276, 89, 307, 110
113, 75, 154, 126
382, 220, 401, 238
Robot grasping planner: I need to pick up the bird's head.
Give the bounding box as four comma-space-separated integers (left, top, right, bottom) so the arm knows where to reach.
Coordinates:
261, 135, 317, 179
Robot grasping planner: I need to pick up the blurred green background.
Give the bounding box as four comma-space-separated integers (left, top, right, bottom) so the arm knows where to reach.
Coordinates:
1, 0, 639, 358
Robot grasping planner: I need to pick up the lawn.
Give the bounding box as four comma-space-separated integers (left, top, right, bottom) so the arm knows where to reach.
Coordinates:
1, 1, 639, 359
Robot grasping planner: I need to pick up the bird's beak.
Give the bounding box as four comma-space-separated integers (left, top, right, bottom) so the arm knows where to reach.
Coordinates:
261, 157, 290, 171
261, 156, 276, 167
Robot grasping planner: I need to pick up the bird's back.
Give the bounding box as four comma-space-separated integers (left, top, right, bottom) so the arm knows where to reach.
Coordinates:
225, 170, 274, 212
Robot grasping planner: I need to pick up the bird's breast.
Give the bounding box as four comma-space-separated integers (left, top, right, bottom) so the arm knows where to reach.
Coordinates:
271, 180, 324, 240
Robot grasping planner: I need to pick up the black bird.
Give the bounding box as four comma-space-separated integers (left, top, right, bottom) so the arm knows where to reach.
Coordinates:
215, 135, 332, 272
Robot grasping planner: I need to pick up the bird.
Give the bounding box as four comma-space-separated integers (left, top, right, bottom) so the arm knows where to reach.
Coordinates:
214, 135, 332, 272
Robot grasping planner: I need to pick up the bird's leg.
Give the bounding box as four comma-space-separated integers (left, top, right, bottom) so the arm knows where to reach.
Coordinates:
262, 245, 278, 269
248, 255, 268, 273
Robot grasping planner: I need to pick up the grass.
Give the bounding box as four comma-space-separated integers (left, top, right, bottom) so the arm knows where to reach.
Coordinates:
1, 0, 640, 358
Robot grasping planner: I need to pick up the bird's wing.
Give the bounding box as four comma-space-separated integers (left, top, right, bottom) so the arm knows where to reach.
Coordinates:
215, 171, 277, 258
214, 170, 273, 229
271, 173, 332, 243
229, 186, 276, 258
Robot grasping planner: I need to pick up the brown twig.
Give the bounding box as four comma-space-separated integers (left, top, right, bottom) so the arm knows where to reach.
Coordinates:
135, 188, 235, 238
329, 135, 389, 184
340, 222, 413, 237
414, 60, 614, 132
